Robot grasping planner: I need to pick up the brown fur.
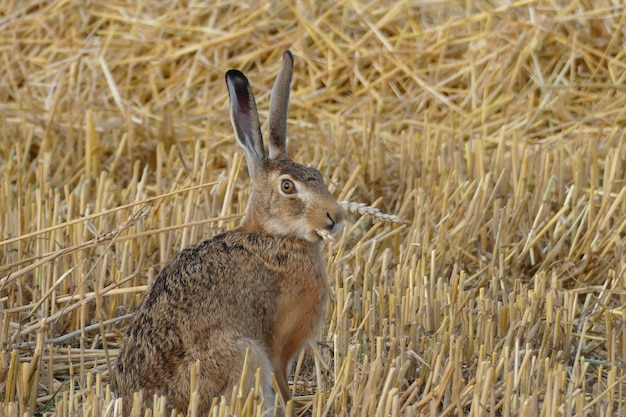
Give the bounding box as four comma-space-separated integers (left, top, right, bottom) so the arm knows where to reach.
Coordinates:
110, 51, 344, 416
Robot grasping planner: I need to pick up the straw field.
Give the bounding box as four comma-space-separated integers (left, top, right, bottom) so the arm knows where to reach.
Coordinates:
2, 0, 626, 416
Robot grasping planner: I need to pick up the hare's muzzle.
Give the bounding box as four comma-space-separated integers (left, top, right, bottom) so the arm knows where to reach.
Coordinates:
326, 205, 345, 235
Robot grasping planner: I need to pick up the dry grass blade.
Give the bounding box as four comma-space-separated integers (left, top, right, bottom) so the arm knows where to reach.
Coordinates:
315, 228, 336, 243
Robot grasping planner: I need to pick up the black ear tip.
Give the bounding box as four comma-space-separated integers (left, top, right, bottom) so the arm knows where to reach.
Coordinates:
225, 69, 249, 87
283, 50, 293, 63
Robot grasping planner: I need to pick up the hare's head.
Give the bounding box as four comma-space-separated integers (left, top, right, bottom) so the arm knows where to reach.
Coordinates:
225, 51, 344, 243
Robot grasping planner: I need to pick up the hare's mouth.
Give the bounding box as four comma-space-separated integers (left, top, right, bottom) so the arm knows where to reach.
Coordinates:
314, 218, 344, 243
296, 224, 329, 243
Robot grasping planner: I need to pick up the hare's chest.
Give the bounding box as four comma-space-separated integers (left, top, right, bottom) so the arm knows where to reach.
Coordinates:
274, 270, 328, 361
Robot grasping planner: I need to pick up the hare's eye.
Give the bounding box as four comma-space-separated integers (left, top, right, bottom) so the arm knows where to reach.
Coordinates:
281, 179, 297, 194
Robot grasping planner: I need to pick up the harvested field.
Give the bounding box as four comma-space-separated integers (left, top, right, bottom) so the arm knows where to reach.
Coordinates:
1, 1, 626, 416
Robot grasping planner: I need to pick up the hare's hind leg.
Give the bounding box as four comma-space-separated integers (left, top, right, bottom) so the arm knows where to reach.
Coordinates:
238, 338, 276, 413
193, 336, 276, 415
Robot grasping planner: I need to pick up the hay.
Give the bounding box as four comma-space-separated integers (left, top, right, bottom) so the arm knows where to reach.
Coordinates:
2, 0, 626, 416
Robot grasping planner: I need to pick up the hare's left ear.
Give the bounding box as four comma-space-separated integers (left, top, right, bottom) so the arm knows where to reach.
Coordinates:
268, 50, 294, 160
226, 69, 266, 182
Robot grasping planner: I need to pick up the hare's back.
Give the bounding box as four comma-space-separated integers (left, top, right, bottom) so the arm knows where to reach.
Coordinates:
137, 232, 284, 336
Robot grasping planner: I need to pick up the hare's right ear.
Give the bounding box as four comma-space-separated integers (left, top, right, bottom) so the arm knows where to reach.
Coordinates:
226, 69, 265, 181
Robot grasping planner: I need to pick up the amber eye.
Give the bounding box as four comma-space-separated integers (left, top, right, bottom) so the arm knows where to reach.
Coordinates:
281, 179, 296, 194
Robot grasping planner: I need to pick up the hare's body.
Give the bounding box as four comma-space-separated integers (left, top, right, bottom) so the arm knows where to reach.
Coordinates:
112, 232, 327, 413
111, 51, 344, 415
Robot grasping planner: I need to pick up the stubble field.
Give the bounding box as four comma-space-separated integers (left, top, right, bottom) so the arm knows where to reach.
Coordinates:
1, 1, 625, 416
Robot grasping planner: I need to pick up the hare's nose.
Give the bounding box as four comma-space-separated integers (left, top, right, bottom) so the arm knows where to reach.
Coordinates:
326, 208, 345, 232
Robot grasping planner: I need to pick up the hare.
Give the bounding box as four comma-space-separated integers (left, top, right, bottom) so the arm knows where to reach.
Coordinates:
110, 50, 344, 415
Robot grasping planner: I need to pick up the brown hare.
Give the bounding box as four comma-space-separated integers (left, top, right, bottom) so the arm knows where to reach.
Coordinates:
110, 50, 345, 415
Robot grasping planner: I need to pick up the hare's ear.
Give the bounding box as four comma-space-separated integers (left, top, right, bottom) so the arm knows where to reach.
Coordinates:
268, 50, 294, 160
226, 69, 265, 181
